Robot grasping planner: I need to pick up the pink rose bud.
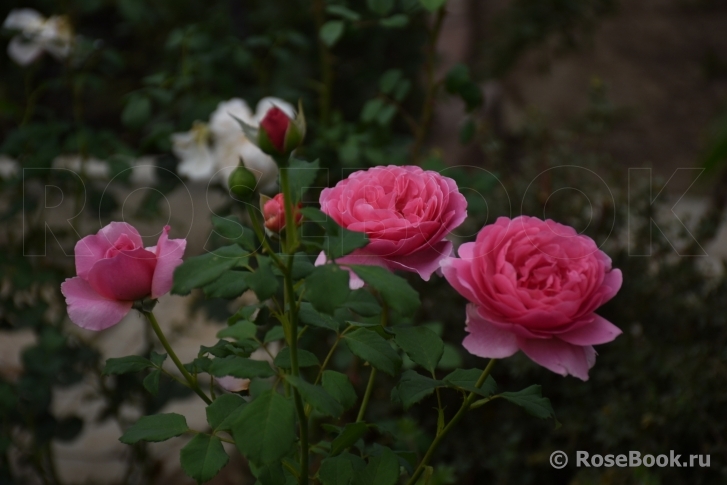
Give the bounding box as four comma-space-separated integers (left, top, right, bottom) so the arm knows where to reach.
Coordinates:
263, 193, 302, 233
61, 222, 186, 331
440, 216, 623, 381
316, 165, 468, 289
257, 101, 306, 157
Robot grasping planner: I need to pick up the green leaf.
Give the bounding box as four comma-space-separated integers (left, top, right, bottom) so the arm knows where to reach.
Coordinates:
327, 227, 368, 260
256, 462, 297, 485
150, 351, 167, 367
459, 118, 476, 144
286, 375, 343, 418
203, 270, 250, 299
348, 265, 420, 317
354, 447, 399, 485
244, 256, 279, 301
395, 370, 441, 410
286, 159, 320, 203
392, 326, 444, 373
206, 394, 247, 431
326, 5, 362, 21
319, 455, 354, 485
143, 369, 161, 395
322, 371, 357, 410
445, 63, 470, 93
211, 215, 257, 252
379, 70, 403, 94
376, 104, 397, 126
419, 0, 447, 11
500, 385, 557, 421
217, 320, 257, 341
305, 264, 351, 315
329, 422, 368, 457
320, 21, 345, 47
299, 303, 340, 331
344, 328, 401, 376
437, 343, 463, 370
361, 98, 384, 123
119, 414, 188, 444
180, 434, 229, 483
393, 79, 411, 102
291, 254, 315, 280
299, 208, 368, 260
103, 356, 152, 375
233, 390, 296, 465
458, 82, 484, 111
121, 95, 151, 129
379, 14, 408, 28
264, 326, 285, 343
209, 356, 276, 379
367, 0, 394, 15
443, 368, 497, 397
172, 245, 247, 295
344, 290, 382, 317
273, 348, 320, 369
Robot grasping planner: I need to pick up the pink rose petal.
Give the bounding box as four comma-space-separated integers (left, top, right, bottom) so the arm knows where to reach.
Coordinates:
150, 225, 187, 299
516, 337, 595, 381
61, 277, 133, 331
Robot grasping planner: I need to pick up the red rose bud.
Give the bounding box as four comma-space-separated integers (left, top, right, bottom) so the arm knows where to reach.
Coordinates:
263, 193, 302, 233
257, 101, 306, 157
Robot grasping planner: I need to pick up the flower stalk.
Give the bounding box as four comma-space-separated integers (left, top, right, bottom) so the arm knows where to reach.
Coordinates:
144, 311, 212, 405
406, 359, 497, 485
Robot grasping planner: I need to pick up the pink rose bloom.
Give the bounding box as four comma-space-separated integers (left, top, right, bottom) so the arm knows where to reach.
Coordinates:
441, 216, 622, 380
317, 165, 467, 288
263, 193, 301, 233
61, 222, 186, 331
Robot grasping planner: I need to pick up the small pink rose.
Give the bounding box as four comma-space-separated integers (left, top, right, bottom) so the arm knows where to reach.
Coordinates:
441, 216, 622, 380
61, 222, 186, 331
318, 165, 467, 288
263, 193, 301, 233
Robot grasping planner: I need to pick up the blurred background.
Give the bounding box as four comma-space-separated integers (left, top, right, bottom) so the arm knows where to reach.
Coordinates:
1, 0, 727, 484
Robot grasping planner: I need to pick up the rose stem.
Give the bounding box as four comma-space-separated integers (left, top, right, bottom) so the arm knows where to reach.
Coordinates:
144, 311, 212, 405
356, 301, 389, 423
406, 359, 497, 485
279, 162, 309, 485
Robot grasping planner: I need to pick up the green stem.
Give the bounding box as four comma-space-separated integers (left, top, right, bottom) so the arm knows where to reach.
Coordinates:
406, 359, 497, 485
356, 367, 378, 423
355, 302, 388, 422
279, 165, 308, 485
279, 165, 299, 253
144, 311, 212, 405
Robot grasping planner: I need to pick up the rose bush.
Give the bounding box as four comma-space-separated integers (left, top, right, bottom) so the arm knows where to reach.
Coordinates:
61, 222, 186, 331
441, 216, 622, 380
317, 165, 467, 288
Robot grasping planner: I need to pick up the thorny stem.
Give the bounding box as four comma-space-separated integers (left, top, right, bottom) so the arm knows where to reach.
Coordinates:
144, 311, 212, 405
411, 7, 447, 165
406, 359, 497, 485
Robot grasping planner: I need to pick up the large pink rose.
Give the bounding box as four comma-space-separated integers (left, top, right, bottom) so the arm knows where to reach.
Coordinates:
317, 165, 467, 288
441, 216, 622, 380
61, 222, 186, 331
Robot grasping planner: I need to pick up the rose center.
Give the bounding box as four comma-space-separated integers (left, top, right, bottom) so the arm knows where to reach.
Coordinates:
105, 233, 139, 259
